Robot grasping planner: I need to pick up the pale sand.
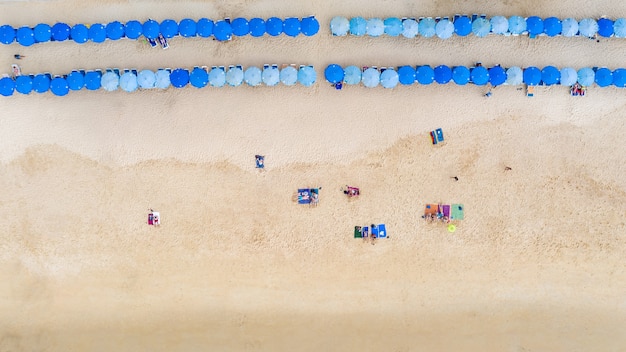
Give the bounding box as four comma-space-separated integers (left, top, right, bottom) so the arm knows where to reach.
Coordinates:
1, 0, 626, 351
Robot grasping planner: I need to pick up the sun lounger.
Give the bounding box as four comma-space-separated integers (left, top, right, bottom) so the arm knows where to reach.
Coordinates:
481, 14, 487, 19
147, 37, 158, 47
454, 14, 460, 22
471, 14, 478, 22
451, 204, 464, 220
157, 34, 169, 49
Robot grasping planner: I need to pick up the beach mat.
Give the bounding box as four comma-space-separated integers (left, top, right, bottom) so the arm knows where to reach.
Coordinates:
451, 204, 464, 220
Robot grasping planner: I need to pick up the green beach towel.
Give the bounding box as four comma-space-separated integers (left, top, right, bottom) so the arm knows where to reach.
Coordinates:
451, 204, 464, 220
354, 226, 363, 238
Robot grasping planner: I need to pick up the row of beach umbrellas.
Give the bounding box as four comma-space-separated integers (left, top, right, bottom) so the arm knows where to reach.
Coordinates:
324, 64, 626, 88
0, 16, 320, 46
0, 65, 317, 96
330, 16, 626, 39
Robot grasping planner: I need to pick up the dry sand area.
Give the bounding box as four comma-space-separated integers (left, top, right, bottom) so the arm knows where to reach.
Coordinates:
1, 0, 626, 351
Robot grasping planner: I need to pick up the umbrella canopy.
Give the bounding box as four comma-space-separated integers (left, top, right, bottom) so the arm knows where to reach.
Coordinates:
266, 17, 283, 36
434, 65, 452, 84
578, 18, 598, 38
160, 19, 179, 38
384, 17, 403, 36
398, 65, 416, 85
231, 18, 250, 37
614, 18, 626, 38
283, 17, 300, 37
226, 66, 245, 86
106, 21, 125, 40
88, 23, 107, 43
436, 19, 454, 39
452, 66, 470, 85
349, 17, 367, 36
84, 71, 102, 90
119, 72, 138, 92
213, 20, 232, 41
170, 68, 189, 88
124, 20, 143, 39
401, 18, 419, 38
178, 19, 197, 37
249, 18, 266, 37
0, 77, 15, 96
331, 16, 350, 36
71, 24, 89, 43
523, 66, 541, 86
33, 74, 51, 93
245, 66, 262, 86
189, 67, 209, 88
344, 65, 362, 85
279, 66, 297, 86
559, 67, 578, 86
541, 66, 560, 85
262, 66, 280, 86
470, 66, 489, 85
209, 67, 226, 87
155, 69, 171, 89
51, 22, 71, 41
34, 23, 51, 43
0, 25, 15, 44
508, 16, 527, 34
454, 16, 472, 36
362, 68, 380, 88
561, 18, 578, 37
66, 71, 84, 90
366, 18, 385, 37
380, 69, 399, 88
137, 69, 156, 89
577, 67, 595, 86
490, 16, 508, 34
488, 66, 507, 86
594, 68, 613, 87
50, 77, 69, 96
612, 68, 626, 87
15, 75, 33, 94
419, 17, 436, 37
416, 65, 435, 85
525, 16, 543, 36
17, 27, 35, 46
597, 18, 613, 37
301, 16, 320, 36
297, 66, 316, 87
101, 71, 119, 91
197, 18, 214, 37
324, 64, 344, 84
543, 17, 562, 37
505, 66, 523, 85
142, 19, 160, 39
471, 17, 490, 37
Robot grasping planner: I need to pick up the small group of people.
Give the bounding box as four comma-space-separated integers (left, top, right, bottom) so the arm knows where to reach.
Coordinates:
423, 213, 450, 223
355, 225, 378, 244
342, 185, 360, 197
571, 83, 586, 96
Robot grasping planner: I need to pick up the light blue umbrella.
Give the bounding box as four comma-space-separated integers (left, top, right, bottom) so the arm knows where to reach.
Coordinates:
137, 70, 156, 89
490, 16, 508, 34
330, 16, 349, 36
559, 67, 577, 86
577, 67, 595, 86
384, 17, 403, 36
262, 66, 280, 86
349, 17, 367, 36
226, 66, 244, 87
279, 66, 297, 86
380, 69, 399, 88
362, 68, 380, 88
419, 17, 436, 37
505, 66, 523, 85
509, 16, 526, 34
366, 18, 385, 37
189, 67, 209, 88
614, 18, 626, 38
209, 67, 226, 87
435, 19, 454, 39
561, 18, 578, 37
297, 65, 316, 87
401, 19, 419, 38
472, 17, 491, 37
343, 65, 362, 85
245, 66, 262, 86
155, 69, 171, 89
120, 72, 138, 92
578, 18, 598, 38
101, 71, 119, 91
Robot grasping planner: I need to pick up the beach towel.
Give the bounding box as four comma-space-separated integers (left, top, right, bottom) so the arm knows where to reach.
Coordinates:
310, 188, 320, 205
148, 213, 154, 225
377, 224, 387, 238
451, 204, 464, 220
298, 189, 311, 204
371, 224, 379, 238
255, 155, 265, 169
362, 226, 369, 238
354, 226, 363, 238
435, 128, 444, 142
430, 131, 438, 145
424, 204, 438, 216
442, 204, 451, 218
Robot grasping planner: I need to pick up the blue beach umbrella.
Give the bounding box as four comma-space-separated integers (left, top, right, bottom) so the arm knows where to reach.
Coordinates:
124, 20, 143, 39
197, 18, 214, 37
506, 66, 523, 85
262, 66, 280, 86
279, 66, 297, 86
416, 65, 434, 85
380, 69, 399, 88
525, 16, 543, 37
471, 17, 490, 37
106, 21, 124, 40
66, 71, 84, 90
226, 66, 244, 86
160, 19, 178, 38
488, 66, 506, 86
33, 74, 51, 93
366, 18, 385, 37
71, 24, 89, 43
561, 18, 578, 37
434, 65, 452, 84
51, 23, 70, 41
169, 69, 189, 88
189, 67, 209, 88
0, 77, 15, 96
594, 68, 613, 87
612, 68, 626, 87
523, 66, 541, 86
324, 64, 344, 84
559, 67, 577, 86
541, 66, 560, 86
349, 17, 367, 36
213, 20, 232, 41
88, 23, 107, 43
0, 25, 15, 44
300, 16, 319, 36
50, 77, 69, 96
452, 66, 470, 85
454, 16, 472, 36
419, 17, 436, 37
362, 68, 380, 88
614, 18, 626, 38
178, 19, 197, 37
155, 69, 171, 89
231, 18, 250, 37
84, 71, 102, 90
398, 65, 416, 85
578, 18, 598, 38
120, 72, 138, 92
543, 17, 562, 37
297, 66, 316, 87
283, 17, 300, 37
245, 66, 262, 86
384, 17, 403, 36
331, 16, 350, 36
137, 69, 156, 89
15, 75, 33, 94
101, 71, 119, 91
17, 27, 35, 46
490, 16, 508, 34
436, 19, 454, 39
142, 19, 160, 39
597, 18, 613, 37
577, 67, 595, 86
470, 66, 489, 85
401, 18, 419, 38
508, 16, 526, 35
343, 65, 362, 85
209, 67, 226, 87
34, 23, 51, 43
266, 17, 283, 36
249, 18, 266, 37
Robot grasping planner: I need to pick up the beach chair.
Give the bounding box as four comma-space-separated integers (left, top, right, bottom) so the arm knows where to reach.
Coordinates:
443, 16, 449, 21
526, 85, 534, 97
131, 69, 138, 75
113, 68, 120, 76
451, 204, 464, 220
263, 64, 270, 70
255, 155, 265, 169
480, 14, 487, 19
271, 64, 278, 69
454, 14, 460, 22
147, 37, 158, 47
435, 17, 441, 22
354, 226, 363, 238
224, 17, 231, 24
471, 14, 478, 22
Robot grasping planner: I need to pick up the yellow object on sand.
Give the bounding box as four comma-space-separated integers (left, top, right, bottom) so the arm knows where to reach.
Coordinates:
448, 224, 456, 233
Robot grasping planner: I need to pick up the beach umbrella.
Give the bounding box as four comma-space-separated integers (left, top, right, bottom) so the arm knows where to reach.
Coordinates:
454, 16, 472, 36
50, 77, 69, 96
366, 18, 385, 37
344, 65, 362, 85
249, 18, 266, 37
614, 18, 626, 38
297, 66, 316, 87
612, 68, 626, 87
106, 21, 125, 40
231, 18, 250, 37
362, 68, 380, 88
330, 16, 349, 36
226, 66, 245, 86
470, 66, 489, 85
120, 71, 138, 92
324, 64, 344, 84
436, 19, 454, 39
559, 67, 577, 86
178, 19, 197, 37
169, 68, 189, 88
137, 69, 156, 89
398, 65, 416, 85
508, 16, 526, 35
401, 18, 419, 38
283, 17, 300, 37
189, 67, 209, 88
279, 66, 297, 86
209, 67, 226, 87
523, 66, 541, 86
471, 17, 490, 37
51, 22, 70, 41
0, 25, 15, 44
70, 24, 89, 43
16, 27, 35, 46
490, 16, 508, 34
160, 19, 178, 38
416, 65, 434, 85
262, 66, 280, 86
142, 19, 160, 39
506, 66, 523, 85
155, 69, 171, 89
15, 75, 33, 94
419, 17, 436, 37
594, 68, 613, 87
578, 18, 598, 38
197, 18, 214, 37
525, 16, 543, 37
543, 17, 562, 37
380, 69, 399, 88
561, 18, 578, 37
301, 16, 319, 36
66, 71, 85, 90
597, 18, 613, 37
213, 20, 232, 41
541, 66, 560, 86
577, 67, 595, 86
434, 65, 452, 84
34, 23, 51, 43
101, 71, 119, 91
88, 23, 107, 43
452, 66, 470, 85
488, 66, 506, 86
266, 17, 283, 36
245, 66, 262, 86
84, 71, 102, 90
349, 17, 367, 36
384, 17, 403, 36
33, 74, 51, 93
124, 20, 143, 39
0, 77, 15, 96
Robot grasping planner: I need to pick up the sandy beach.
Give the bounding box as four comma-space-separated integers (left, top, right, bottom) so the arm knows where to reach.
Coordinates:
1, 0, 626, 351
